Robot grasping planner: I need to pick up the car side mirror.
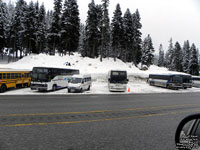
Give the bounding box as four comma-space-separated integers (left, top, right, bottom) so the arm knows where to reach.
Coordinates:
175, 114, 200, 150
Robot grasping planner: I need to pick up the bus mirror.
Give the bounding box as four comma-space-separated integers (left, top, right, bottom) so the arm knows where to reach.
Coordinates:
127, 79, 129, 82
82, 80, 84, 84
108, 78, 110, 82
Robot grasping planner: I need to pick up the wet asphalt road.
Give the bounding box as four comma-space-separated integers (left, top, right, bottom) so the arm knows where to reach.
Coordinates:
0, 93, 200, 150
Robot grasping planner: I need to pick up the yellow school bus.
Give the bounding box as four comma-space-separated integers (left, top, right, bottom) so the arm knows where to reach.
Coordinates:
0, 69, 31, 93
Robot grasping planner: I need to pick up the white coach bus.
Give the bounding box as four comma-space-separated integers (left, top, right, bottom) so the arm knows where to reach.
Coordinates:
148, 74, 183, 90
108, 70, 129, 92
192, 76, 200, 87
31, 67, 79, 91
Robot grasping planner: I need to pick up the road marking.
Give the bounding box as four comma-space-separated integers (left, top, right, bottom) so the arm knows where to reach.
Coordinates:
0, 109, 199, 127
0, 104, 196, 117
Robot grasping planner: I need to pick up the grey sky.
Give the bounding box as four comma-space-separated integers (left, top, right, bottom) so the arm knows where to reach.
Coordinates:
5, 0, 200, 52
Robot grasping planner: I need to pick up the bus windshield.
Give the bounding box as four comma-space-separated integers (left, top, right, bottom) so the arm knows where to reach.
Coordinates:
110, 71, 127, 84
71, 78, 82, 84
32, 68, 50, 82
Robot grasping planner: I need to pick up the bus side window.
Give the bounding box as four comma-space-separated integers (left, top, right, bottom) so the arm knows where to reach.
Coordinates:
11, 73, 15, 79
22, 74, 24, 78
3, 73, 6, 79
15, 73, 18, 79
0, 73, 2, 79
19, 73, 21, 78
7, 73, 11, 79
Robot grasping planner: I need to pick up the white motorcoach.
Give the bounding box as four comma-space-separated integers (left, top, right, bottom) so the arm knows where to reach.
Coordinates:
148, 74, 183, 90
108, 70, 128, 92
68, 74, 92, 93
31, 67, 79, 91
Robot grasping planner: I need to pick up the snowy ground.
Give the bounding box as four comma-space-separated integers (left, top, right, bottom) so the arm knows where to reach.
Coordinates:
0, 53, 200, 95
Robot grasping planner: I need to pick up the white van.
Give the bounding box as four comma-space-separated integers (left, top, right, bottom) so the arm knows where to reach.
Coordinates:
68, 74, 92, 93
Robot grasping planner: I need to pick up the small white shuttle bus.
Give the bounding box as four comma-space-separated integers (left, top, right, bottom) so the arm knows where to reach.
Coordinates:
108, 70, 128, 92
68, 74, 92, 93
31, 67, 79, 91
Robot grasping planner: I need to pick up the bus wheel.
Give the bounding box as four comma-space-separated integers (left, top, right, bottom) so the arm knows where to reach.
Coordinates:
0, 85, 7, 93
52, 85, 57, 91
87, 86, 90, 91
150, 82, 154, 86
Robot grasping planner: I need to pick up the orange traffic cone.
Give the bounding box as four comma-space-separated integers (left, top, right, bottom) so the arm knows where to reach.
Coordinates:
128, 87, 130, 92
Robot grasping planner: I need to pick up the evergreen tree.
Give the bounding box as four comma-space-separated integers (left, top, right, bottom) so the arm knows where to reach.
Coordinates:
182, 40, 190, 73
100, 0, 110, 61
61, 0, 80, 55
85, 0, 102, 58
132, 9, 142, 64
111, 3, 123, 61
166, 38, 174, 70
0, 1, 7, 55
78, 23, 86, 57
141, 34, 154, 67
158, 44, 164, 67
49, 0, 62, 55
37, 3, 46, 53
12, 0, 27, 58
189, 43, 199, 75
122, 9, 134, 62
172, 42, 182, 72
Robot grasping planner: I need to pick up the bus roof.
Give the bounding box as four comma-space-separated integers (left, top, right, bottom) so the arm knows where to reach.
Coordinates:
0, 68, 31, 72
33, 66, 79, 70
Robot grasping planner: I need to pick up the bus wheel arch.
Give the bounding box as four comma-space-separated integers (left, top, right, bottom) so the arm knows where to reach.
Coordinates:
0, 84, 7, 93
52, 84, 57, 91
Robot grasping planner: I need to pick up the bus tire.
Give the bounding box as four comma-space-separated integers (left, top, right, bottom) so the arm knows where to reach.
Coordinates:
52, 85, 57, 91
150, 82, 154, 86
0, 84, 7, 93
87, 86, 90, 91
68, 89, 71, 93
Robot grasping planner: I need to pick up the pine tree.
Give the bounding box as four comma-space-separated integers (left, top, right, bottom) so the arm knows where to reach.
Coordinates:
12, 0, 27, 58
189, 43, 199, 75
172, 42, 182, 72
61, 0, 80, 55
141, 34, 154, 67
37, 3, 46, 53
0, 1, 7, 55
49, 0, 62, 55
165, 38, 174, 70
100, 0, 110, 61
123, 8, 134, 62
78, 23, 86, 57
85, 0, 102, 58
111, 3, 123, 61
132, 9, 142, 65
158, 44, 164, 67
182, 40, 190, 73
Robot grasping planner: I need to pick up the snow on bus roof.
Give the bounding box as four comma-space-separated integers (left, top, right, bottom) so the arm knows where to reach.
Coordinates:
0, 68, 31, 72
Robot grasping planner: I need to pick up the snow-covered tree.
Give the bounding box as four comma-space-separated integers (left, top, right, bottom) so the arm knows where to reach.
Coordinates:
189, 43, 199, 75
172, 42, 182, 72
60, 0, 80, 55
100, 0, 110, 61
165, 38, 174, 70
0, 1, 7, 55
111, 3, 123, 61
48, 0, 62, 55
182, 40, 190, 73
132, 9, 142, 65
85, 0, 102, 58
158, 44, 164, 67
123, 8, 134, 62
78, 23, 86, 57
141, 34, 154, 67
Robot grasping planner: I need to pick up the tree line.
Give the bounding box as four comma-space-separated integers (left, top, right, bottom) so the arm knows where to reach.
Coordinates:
0, 0, 155, 66
158, 39, 200, 76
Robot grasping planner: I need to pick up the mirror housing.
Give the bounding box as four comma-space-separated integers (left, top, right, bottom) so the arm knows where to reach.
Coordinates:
175, 113, 200, 150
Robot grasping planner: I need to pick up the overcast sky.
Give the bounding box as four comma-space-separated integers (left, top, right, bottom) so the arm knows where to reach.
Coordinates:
5, 0, 200, 52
